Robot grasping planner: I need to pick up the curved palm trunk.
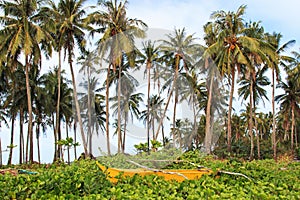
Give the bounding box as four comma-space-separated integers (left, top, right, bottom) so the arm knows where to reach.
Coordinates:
205, 75, 214, 154
271, 68, 277, 159
55, 50, 62, 161
249, 76, 254, 160
25, 57, 34, 163
69, 61, 88, 156
106, 66, 111, 155
227, 67, 235, 152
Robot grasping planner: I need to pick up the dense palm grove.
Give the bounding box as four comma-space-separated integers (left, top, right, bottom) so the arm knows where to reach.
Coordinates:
0, 0, 299, 165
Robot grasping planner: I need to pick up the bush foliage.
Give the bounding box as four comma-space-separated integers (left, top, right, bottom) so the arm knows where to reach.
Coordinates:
0, 151, 299, 199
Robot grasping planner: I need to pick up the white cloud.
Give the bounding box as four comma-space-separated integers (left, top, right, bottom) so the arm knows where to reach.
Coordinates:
127, 0, 300, 48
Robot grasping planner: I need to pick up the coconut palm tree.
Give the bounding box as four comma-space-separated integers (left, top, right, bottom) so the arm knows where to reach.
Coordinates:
265, 32, 295, 159
204, 6, 276, 153
110, 65, 142, 153
78, 50, 99, 155
43, 68, 73, 160
55, 0, 92, 156
238, 66, 270, 158
111, 91, 143, 153
276, 77, 300, 150
157, 28, 199, 145
0, 0, 53, 162
204, 5, 247, 152
140, 94, 165, 149
138, 40, 161, 154
87, 0, 147, 153
42, 0, 69, 161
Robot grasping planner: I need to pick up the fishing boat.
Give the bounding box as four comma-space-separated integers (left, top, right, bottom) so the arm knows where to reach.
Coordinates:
96, 161, 213, 183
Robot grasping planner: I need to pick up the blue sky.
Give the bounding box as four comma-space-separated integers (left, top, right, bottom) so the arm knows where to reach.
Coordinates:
127, 0, 300, 51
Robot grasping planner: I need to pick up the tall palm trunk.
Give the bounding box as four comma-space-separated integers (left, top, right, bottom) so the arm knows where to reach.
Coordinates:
227, 67, 235, 152
52, 114, 58, 162
172, 56, 180, 145
146, 61, 151, 152
58, 120, 62, 158
87, 66, 92, 155
117, 66, 122, 153
19, 107, 24, 164
105, 65, 111, 155
7, 115, 15, 165
25, 56, 34, 163
55, 50, 62, 161
155, 55, 180, 140
249, 76, 254, 160
205, 75, 214, 154
69, 60, 88, 156
271, 68, 277, 159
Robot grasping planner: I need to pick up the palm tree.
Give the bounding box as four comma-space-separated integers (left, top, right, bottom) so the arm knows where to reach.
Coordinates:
238, 66, 270, 158
110, 65, 142, 153
2, 64, 16, 165
140, 94, 165, 149
88, 0, 147, 153
42, 0, 67, 161
242, 22, 276, 159
180, 71, 207, 149
138, 40, 160, 154
78, 50, 98, 155
265, 32, 295, 159
204, 6, 276, 153
157, 28, 199, 145
204, 5, 246, 152
56, 0, 91, 156
111, 92, 143, 153
43, 68, 73, 160
276, 77, 300, 150
0, 0, 53, 162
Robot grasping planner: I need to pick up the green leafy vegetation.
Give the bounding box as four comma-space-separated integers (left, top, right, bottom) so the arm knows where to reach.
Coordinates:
0, 152, 299, 199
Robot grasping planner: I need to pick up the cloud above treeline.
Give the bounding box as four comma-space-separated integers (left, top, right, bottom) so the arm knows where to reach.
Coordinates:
127, 0, 300, 47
